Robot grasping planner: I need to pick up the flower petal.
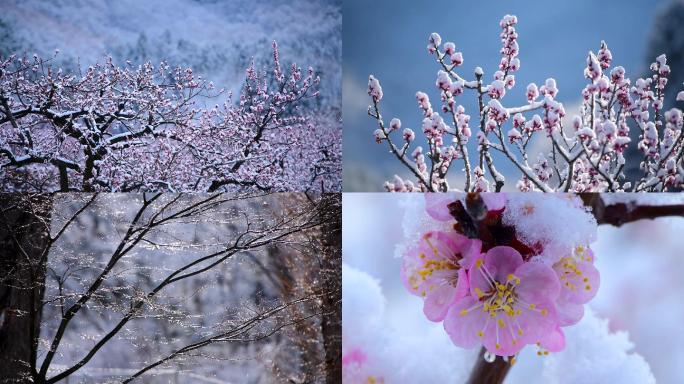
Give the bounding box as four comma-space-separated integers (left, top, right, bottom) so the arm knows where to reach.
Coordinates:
556, 300, 585, 326
424, 283, 457, 322
557, 259, 600, 304
482, 314, 526, 356
444, 296, 488, 349
468, 257, 493, 299
424, 192, 462, 221
515, 261, 561, 303
484, 246, 524, 282
539, 326, 566, 352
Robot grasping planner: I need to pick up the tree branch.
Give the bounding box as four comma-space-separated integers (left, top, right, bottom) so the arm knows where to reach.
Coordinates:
580, 194, 684, 227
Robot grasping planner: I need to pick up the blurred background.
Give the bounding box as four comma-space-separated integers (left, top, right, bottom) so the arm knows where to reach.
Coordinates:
0, 0, 341, 110
343, 0, 684, 191
343, 193, 684, 382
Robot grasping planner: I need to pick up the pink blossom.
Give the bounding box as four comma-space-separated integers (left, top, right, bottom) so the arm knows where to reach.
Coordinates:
427, 32, 442, 54
507, 128, 522, 142
444, 246, 560, 356
342, 347, 385, 384
403, 128, 415, 143
451, 52, 464, 67
402, 231, 481, 321
368, 75, 383, 101
552, 245, 600, 326
526, 83, 539, 102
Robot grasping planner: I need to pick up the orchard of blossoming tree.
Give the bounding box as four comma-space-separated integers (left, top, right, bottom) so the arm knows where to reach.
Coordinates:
367, 14, 684, 193
0, 43, 341, 193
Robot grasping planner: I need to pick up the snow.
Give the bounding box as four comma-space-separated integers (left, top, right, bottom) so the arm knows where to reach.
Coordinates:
0, 0, 341, 108
539, 309, 655, 384
502, 194, 597, 264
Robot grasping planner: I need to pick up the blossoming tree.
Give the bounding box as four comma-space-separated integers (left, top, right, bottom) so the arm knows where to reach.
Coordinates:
367, 15, 684, 192
0, 43, 341, 192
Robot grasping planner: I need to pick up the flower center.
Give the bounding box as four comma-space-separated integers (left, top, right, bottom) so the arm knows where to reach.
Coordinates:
459, 259, 549, 350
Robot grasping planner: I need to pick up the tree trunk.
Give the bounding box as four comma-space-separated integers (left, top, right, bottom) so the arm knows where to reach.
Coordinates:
318, 194, 342, 384
0, 194, 52, 383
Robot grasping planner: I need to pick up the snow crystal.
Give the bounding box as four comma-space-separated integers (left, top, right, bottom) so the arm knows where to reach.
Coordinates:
600, 193, 684, 206
541, 308, 655, 384
342, 263, 477, 383
502, 194, 597, 264
342, 263, 385, 333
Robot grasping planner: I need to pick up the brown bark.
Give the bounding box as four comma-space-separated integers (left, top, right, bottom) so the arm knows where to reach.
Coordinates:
318, 194, 342, 384
580, 193, 684, 227
0, 194, 52, 383
466, 347, 513, 384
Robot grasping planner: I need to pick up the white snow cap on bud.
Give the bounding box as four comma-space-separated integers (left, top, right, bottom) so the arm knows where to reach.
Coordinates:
443, 42, 456, 55
510, 57, 520, 71
450, 79, 465, 96
368, 75, 383, 101
586, 52, 602, 81
450, 52, 463, 66
597, 77, 610, 92
507, 127, 522, 142
513, 113, 526, 128
572, 115, 582, 130
373, 129, 386, 143
527, 83, 539, 102
488, 80, 506, 99
403, 128, 415, 142
436, 70, 451, 90
390, 118, 401, 131
474, 66, 483, 76
428, 33, 442, 53
577, 127, 596, 139
677, 91, 684, 102
541, 78, 558, 97
597, 41, 612, 69
500, 14, 518, 27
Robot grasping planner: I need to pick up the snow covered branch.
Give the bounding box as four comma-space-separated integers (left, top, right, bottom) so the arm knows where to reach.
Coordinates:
0, 44, 341, 193
0, 193, 341, 383
367, 15, 684, 192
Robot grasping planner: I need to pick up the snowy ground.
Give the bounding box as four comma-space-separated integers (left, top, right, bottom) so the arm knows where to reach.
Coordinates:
343, 193, 684, 382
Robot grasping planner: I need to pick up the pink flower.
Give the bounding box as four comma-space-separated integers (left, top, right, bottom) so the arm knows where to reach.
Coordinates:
342, 348, 367, 367
553, 245, 600, 326
443, 246, 560, 356
342, 347, 385, 384
401, 231, 481, 321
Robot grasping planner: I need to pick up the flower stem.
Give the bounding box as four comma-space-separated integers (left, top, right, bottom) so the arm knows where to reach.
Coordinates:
466, 347, 513, 384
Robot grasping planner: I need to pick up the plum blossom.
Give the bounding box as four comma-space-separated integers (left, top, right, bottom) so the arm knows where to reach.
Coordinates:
0, 43, 339, 193
342, 347, 385, 384
368, 75, 383, 101
401, 193, 600, 358
444, 246, 560, 356
366, 14, 684, 192
553, 245, 600, 326
401, 231, 481, 321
